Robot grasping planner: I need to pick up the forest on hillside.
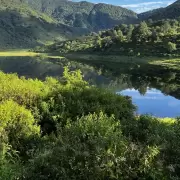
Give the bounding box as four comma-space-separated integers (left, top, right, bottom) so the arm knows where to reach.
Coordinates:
0, 0, 137, 48
44, 19, 180, 57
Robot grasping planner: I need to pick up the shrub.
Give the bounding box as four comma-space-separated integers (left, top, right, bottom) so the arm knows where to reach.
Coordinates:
0, 71, 48, 107
165, 42, 177, 52
0, 100, 40, 151
38, 67, 135, 134
22, 113, 164, 180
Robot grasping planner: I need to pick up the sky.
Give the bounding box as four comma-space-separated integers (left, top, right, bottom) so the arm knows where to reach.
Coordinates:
73, 0, 176, 13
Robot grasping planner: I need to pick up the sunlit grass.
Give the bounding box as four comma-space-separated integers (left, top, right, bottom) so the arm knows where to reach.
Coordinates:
0, 50, 66, 61
47, 55, 65, 59
0, 51, 41, 57
159, 117, 176, 125
150, 58, 180, 70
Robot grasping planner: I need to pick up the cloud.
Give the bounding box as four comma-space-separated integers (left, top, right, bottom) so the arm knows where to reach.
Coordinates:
122, 1, 164, 8
121, 1, 175, 13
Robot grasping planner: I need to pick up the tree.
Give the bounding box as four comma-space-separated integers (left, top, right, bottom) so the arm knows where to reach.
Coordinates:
112, 29, 118, 37
139, 85, 148, 96
126, 24, 134, 42
116, 29, 124, 42
132, 22, 151, 42
102, 36, 113, 49
161, 21, 171, 35
150, 30, 159, 42
171, 19, 179, 28
95, 35, 102, 49
165, 42, 177, 53
147, 19, 153, 25
119, 24, 128, 34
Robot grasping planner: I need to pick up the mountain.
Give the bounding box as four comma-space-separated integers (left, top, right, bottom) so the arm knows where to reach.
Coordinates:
0, 0, 138, 48
0, 0, 91, 48
138, 0, 180, 20
26, 0, 138, 30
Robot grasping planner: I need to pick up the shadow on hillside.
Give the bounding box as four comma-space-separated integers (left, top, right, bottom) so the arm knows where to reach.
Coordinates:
88, 11, 138, 31
0, 9, 90, 49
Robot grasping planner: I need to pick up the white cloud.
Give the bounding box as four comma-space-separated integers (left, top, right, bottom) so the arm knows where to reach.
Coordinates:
121, 1, 175, 13
122, 1, 164, 8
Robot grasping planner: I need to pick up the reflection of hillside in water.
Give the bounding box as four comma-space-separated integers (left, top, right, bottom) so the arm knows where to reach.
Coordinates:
1, 56, 180, 102
86, 60, 180, 100
0, 56, 111, 86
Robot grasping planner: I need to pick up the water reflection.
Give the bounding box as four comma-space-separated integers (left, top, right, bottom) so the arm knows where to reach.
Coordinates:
118, 89, 180, 117
0, 56, 111, 84
0, 55, 180, 117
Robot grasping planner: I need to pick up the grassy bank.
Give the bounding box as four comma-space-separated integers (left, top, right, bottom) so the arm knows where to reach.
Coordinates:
0, 50, 41, 57
0, 50, 66, 60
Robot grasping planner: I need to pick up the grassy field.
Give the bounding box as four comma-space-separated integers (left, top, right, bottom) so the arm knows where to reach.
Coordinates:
0, 50, 41, 57
0, 50, 65, 60
150, 58, 180, 70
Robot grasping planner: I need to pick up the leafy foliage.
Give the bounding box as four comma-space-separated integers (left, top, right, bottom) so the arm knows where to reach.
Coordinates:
165, 42, 177, 52
132, 21, 151, 42
0, 100, 40, 152
22, 113, 164, 180
46, 18, 180, 57
0, 67, 180, 179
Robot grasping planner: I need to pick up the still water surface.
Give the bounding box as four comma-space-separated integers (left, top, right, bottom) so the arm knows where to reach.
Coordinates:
118, 88, 180, 117
1, 56, 180, 117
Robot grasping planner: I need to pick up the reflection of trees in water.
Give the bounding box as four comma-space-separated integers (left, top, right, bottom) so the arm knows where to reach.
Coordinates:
1, 56, 180, 99
0, 56, 118, 88
130, 65, 180, 99
92, 61, 180, 99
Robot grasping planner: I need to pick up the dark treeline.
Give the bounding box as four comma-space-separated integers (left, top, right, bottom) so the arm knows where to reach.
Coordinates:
43, 18, 180, 57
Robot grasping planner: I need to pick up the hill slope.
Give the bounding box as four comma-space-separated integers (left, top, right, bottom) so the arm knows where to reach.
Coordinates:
26, 0, 138, 31
139, 0, 180, 20
0, 0, 138, 48
0, 0, 90, 48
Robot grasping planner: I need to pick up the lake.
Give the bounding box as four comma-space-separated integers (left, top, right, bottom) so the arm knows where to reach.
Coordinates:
118, 88, 180, 117
0, 55, 180, 117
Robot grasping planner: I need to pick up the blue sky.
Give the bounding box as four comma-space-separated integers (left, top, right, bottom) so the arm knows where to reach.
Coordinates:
73, 0, 176, 13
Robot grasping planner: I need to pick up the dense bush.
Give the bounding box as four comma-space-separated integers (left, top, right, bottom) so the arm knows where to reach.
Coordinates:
165, 42, 177, 52
0, 100, 40, 151
22, 113, 163, 180
0, 68, 180, 179
0, 71, 48, 106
